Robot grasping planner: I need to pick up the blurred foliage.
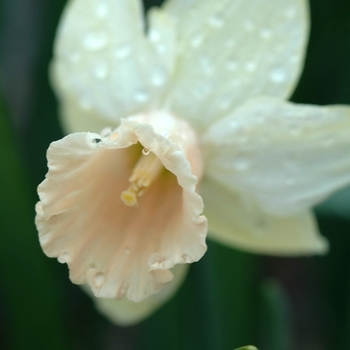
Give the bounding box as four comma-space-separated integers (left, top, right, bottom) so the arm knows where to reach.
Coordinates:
0, 0, 350, 349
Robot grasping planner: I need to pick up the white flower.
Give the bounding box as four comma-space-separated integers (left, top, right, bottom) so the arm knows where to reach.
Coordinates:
36, 0, 350, 325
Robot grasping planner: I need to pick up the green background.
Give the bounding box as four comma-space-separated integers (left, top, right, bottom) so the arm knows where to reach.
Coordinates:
1, 0, 350, 349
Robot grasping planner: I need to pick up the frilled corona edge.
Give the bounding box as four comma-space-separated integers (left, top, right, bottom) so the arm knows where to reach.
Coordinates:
35, 114, 207, 302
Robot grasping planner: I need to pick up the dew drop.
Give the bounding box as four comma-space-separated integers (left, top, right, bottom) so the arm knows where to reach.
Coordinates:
148, 252, 165, 268
230, 120, 242, 131
89, 264, 96, 270
109, 132, 119, 141
197, 215, 206, 224
95, 2, 108, 18
225, 39, 235, 48
199, 55, 214, 75
151, 68, 167, 87
134, 90, 149, 103
285, 6, 297, 20
245, 62, 257, 72
182, 254, 192, 263
190, 34, 205, 48
142, 148, 150, 156
270, 68, 287, 84
259, 28, 272, 40
58, 251, 70, 263
114, 45, 131, 60
69, 52, 81, 63
156, 44, 166, 54
79, 96, 92, 110
149, 29, 161, 42
116, 285, 127, 299
94, 272, 106, 288
93, 62, 108, 80
218, 96, 232, 111
243, 20, 255, 32
208, 14, 224, 28
83, 31, 108, 51
233, 157, 250, 171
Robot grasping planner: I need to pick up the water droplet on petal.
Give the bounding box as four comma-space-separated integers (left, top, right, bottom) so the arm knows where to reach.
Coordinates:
142, 148, 150, 156
245, 62, 257, 72
259, 27, 272, 40
199, 55, 214, 75
270, 68, 287, 84
197, 215, 206, 224
208, 14, 224, 28
116, 283, 128, 299
109, 132, 119, 141
244, 20, 255, 32
182, 254, 192, 263
114, 45, 131, 60
149, 29, 161, 42
225, 39, 235, 48
83, 31, 108, 51
285, 5, 297, 20
193, 83, 213, 100
58, 251, 70, 263
134, 90, 149, 103
148, 252, 165, 268
230, 120, 242, 131
95, 2, 108, 18
89, 264, 96, 270
156, 44, 167, 54
151, 68, 167, 86
218, 96, 232, 111
69, 52, 81, 63
233, 157, 250, 171
79, 96, 92, 110
190, 34, 205, 48
93, 62, 108, 80
94, 272, 106, 288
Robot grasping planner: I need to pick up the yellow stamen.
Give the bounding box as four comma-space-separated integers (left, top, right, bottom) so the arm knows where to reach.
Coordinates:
121, 149, 163, 206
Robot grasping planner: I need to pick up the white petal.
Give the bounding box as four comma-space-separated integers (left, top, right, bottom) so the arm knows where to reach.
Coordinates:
163, 0, 308, 128
201, 178, 328, 256
36, 114, 207, 302
203, 97, 350, 216
86, 264, 188, 326
51, 0, 176, 130
58, 95, 119, 134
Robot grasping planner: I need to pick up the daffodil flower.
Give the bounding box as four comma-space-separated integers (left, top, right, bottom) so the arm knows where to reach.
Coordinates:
36, 0, 350, 325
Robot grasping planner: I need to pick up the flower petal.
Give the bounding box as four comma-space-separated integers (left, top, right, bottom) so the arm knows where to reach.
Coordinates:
36, 115, 207, 302
203, 97, 350, 216
86, 264, 188, 326
163, 0, 308, 129
51, 0, 176, 130
201, 178, 328, 256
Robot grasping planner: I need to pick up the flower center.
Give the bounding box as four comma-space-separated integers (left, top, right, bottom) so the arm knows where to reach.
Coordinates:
120, 148, 164, 207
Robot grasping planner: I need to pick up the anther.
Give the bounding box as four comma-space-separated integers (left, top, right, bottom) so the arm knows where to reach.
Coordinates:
120, 150, 163, 206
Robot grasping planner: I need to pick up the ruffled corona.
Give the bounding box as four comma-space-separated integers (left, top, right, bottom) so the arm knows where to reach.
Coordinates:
36, 112, 207, 302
